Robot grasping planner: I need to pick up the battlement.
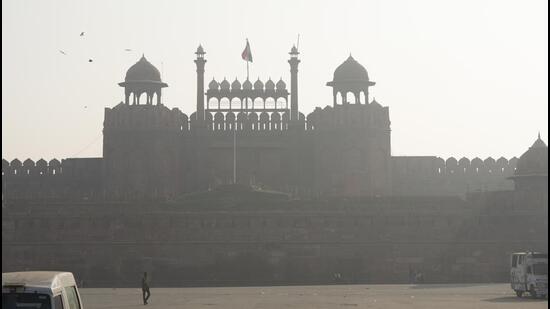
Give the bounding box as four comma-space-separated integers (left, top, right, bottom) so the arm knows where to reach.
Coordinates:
391, 156, 518, 196
3, 158, 64, 176
104, 103, 188, 131
306, 102, 390, 131
2, 157, 102, 200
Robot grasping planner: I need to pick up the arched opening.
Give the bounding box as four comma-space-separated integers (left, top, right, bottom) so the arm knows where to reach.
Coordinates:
219, 98, 230, 110
226, 112, 236, 131
214, 112, 224, 131
253, 98, 263, 110
271, 112, 281, 130
259, 112, 269, 130
249, 113, 259, 131
230, 98, 241, 110
265, 97, 276, 109
207, 98, 218, 110
276, 98, 287, 110
347, 92, 356, 104
336, 92, 343, 105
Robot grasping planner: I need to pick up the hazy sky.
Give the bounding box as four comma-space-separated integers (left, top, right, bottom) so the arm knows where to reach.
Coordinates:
2, 0, 548, 161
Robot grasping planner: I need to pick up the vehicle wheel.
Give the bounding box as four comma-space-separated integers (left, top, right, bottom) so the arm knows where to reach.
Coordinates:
529, 285, 537, 298
515, 290, 523, 298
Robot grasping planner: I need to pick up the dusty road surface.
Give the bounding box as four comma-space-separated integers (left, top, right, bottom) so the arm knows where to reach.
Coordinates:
80, 284, 547, 309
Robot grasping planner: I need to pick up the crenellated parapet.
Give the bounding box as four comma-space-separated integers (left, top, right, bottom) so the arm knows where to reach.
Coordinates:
306, 99, 390, 131
391, 156, 518, 196
2, 158, 63, 176
104, 103, 189, 132
2, 157, 103, 200
189, 110, 305, 132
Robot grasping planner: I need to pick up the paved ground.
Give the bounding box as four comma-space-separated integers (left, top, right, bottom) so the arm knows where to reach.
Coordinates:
80, 284, 548, 309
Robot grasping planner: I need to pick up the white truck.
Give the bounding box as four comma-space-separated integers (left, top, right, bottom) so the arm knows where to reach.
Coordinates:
2, 271, 84, 309
510, 252, 548, 298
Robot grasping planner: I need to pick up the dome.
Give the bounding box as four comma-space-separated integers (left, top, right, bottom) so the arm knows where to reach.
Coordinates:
514, 134, 548, 177
220, 78, 230, 90
333, 55, 369, 82
265, 78, 275, 90
208, 78, 219, 90
243, 79, 252, 90
276, 78, 286, 90
125, 55, 162, 82
254, 79, 264, 90
231, 78, 241, 90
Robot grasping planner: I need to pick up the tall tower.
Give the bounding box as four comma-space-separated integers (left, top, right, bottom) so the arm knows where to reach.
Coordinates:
288, 45, 300, 121
194, 45, 207, 122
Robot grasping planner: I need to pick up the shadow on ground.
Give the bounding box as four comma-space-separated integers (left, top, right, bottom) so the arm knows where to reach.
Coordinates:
483, 296, 548, 303
409, 284, 491, 289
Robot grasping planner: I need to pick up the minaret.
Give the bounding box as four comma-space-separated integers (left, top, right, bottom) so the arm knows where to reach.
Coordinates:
288, 45, 300, 121
194, 45, 206, 122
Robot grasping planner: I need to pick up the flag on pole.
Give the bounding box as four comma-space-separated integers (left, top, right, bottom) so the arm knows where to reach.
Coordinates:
241, 39, 253, 62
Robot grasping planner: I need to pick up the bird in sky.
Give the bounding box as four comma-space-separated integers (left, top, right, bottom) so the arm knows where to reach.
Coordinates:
88, 59, 93, 63
59, 50, 67, 55
124, 49, 132, 51
80, 32, 85, 36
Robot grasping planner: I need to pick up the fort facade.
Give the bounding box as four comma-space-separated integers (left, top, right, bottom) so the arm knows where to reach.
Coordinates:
2, 45, 547, 286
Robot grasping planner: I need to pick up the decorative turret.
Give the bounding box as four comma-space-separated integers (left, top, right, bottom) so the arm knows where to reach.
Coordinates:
326, 55, 375, 106
254, 78, 264, 90
118, 55, 168, 105
509, 133, 548, 191
276, 78, 286, 90
220, 78, 230, 91
208, 78, 219, 90
243, 79, 253, 90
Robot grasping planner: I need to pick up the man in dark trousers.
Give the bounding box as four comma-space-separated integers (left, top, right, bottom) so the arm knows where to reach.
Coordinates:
142, 272, 151, 305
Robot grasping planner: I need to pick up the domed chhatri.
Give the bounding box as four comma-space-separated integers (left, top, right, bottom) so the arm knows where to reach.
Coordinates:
231, 78, 241, 90
125, 55, 163, 82
254, 78, 264, 90
510, 133, 548, 191
327, 54, 376, 106
220, 78, 230, 91
515, 134, 548, 176
242, 79, 253, 90
276, 78, 286, 90
265, 78, 275, 90
119, 55, 168, 105
333, 55, 370, 82
208, 78, 219, 90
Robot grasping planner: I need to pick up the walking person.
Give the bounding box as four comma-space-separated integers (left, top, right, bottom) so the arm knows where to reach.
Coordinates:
142, 272, 151, 305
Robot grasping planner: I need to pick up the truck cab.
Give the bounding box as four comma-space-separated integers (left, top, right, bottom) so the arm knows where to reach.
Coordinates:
510, 252, 548, 298
2, 271, 83, 309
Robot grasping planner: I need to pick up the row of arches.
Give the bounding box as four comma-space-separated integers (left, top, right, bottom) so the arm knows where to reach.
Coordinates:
333, 90, 369, 105
202, 111, 293, 131
206, 97, 288, 111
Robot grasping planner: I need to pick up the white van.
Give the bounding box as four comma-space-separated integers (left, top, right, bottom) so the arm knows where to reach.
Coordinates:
2, 271, 84, 309
510, 252, 548, 298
